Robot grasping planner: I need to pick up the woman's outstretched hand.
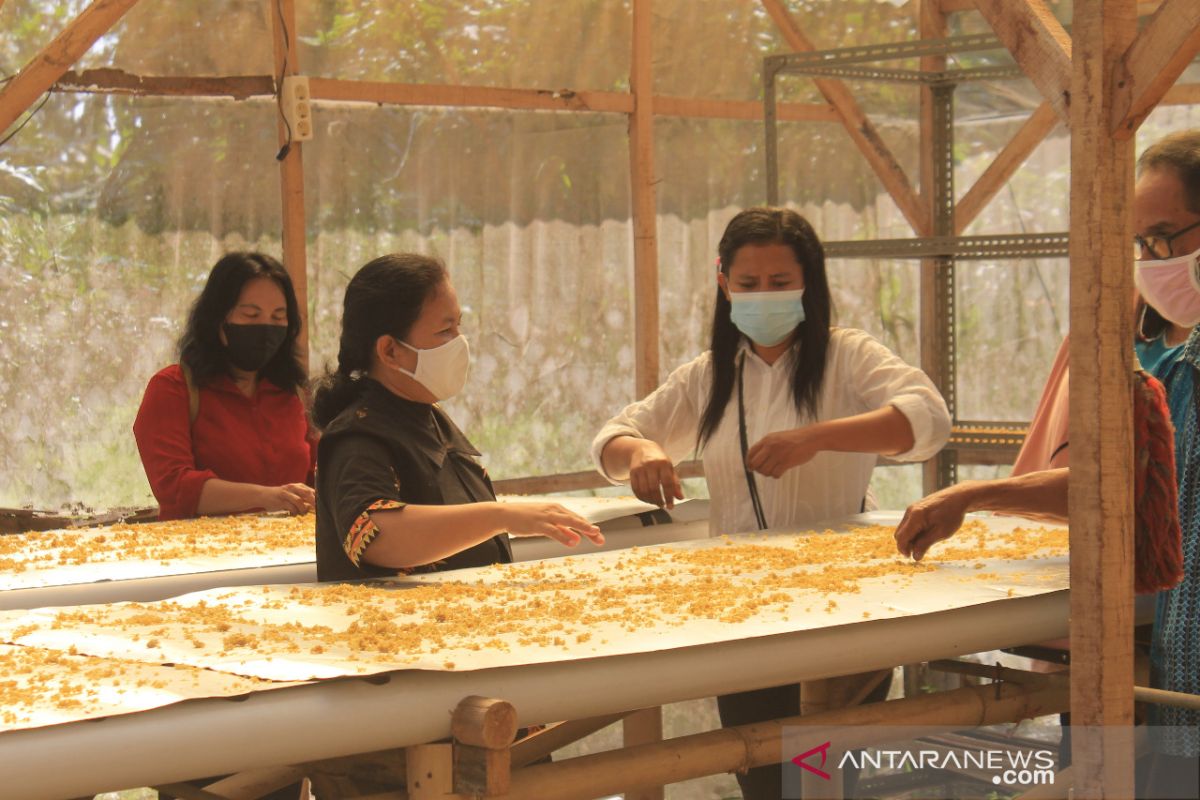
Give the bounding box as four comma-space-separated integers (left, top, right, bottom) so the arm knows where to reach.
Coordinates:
500, 502, 605, 548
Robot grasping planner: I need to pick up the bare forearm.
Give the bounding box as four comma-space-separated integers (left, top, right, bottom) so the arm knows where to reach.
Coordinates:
811, 406, 915, 456
362, 503, 509, 569
196, 479, 266, 515
951, 468, 1069, 523
600, 435, 643, 481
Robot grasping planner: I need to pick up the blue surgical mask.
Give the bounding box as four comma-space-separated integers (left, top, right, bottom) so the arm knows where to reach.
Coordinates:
728, 289, 805, 346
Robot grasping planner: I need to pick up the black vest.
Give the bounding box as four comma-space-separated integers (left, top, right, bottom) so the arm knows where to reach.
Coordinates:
315, 380, 513, 581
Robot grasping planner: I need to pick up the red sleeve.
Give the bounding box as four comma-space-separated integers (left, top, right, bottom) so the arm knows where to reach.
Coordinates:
132, 366, 219, 520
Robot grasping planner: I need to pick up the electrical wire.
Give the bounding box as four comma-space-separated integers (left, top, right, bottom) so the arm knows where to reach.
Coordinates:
0, 89, 52, 149
274, 0, 293, 161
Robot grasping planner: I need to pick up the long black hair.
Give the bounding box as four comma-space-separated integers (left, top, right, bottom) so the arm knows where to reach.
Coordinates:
697, 207, 833, 447
178, 251, 306, 391
311, 253, 449, 430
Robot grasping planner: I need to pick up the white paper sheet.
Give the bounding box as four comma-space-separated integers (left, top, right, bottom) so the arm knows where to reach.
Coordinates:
0, 514, 1069, 734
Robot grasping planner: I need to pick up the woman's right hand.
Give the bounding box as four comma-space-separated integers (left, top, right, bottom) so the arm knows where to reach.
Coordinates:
499, 502, 605, 548
628, 440, 684, 509
258, 483, 316, 515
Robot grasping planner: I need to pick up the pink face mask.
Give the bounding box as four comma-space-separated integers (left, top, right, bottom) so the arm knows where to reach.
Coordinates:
1134, 246, 1200, 327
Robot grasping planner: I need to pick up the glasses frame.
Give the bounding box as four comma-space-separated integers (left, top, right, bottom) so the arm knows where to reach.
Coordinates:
1135, 218, 1200, 261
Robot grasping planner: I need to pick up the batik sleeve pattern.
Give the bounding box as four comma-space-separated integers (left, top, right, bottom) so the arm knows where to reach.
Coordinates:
345, 499, 407, 568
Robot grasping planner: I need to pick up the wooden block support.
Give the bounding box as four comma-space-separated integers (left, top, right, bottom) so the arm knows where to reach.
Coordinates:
407, 743, 456, 800
451, 696, 517, 796
454, 744, 511, 797
451, 696, 518, 749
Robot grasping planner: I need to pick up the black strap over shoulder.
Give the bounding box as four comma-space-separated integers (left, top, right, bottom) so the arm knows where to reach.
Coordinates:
737, 352, 768, 531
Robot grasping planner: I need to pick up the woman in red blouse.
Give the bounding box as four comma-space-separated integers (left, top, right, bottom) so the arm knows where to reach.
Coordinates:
134, 252, 316, 520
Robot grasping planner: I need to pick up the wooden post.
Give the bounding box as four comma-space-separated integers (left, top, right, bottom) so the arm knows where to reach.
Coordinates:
0, 0, 142, 135
622, 707, 664, 800
269, 0, 310, 371
629, 0, 659, 398
1068, 1, 1137, 797
917, 0, 947, 496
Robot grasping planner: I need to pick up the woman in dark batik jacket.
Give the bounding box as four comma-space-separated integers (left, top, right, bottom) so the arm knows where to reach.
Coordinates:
310, 253, 602, 582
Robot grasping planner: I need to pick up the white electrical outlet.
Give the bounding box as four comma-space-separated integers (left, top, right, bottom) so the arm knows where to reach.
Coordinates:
280, 75, 313, 142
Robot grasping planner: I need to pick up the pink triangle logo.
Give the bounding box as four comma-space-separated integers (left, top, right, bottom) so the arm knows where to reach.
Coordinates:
791, 741, 832, 780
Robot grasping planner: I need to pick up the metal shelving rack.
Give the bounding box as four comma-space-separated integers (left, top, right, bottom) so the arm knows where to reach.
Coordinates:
763, 33, 1064, 491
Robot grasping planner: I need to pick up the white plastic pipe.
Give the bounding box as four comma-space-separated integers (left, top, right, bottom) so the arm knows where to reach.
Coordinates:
0, 591, 1069, 800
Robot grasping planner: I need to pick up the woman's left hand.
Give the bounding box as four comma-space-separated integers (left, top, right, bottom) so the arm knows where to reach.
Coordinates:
746, 426, 825, 478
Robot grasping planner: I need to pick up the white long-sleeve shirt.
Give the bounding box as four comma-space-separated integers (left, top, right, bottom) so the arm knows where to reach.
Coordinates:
591, 328, 951, 536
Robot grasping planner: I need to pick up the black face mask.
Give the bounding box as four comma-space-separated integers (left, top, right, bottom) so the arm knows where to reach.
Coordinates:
222, 323, 288, 372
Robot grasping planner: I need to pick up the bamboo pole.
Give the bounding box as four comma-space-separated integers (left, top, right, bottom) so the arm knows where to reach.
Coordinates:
1134, 685, 1200, 711
955, 102, 1060, 234
498, 676, 1069, 800
1068, 1, 1137, 797
0, 0, 142, 136
269, 0, 310, 372
760, 0, 929, 235
629, 0, 659, 398
1112, 0, 1200, 138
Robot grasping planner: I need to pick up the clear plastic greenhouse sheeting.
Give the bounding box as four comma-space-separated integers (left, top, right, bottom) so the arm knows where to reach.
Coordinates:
3, 1, 1199, 513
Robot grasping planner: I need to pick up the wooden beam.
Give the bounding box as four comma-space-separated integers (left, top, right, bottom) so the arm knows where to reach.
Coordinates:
47, 70, 842, 123
1162, 82, 1200, 105
761, 0, 930, 235
973, 0, 1072, 124
55, 69, 273, 99
0, 0, 142, 136
511, 713, 628, 768
653, 95, 838, 122
954, 102, 1061, 233
1068, 0, 1137, 797
270, 0, 309, 372
308, 77, 633, 114
1112, 0, 1200, 137
941, 0, 1164, 14
629, 0, 660, 398
493, 461, 703, 496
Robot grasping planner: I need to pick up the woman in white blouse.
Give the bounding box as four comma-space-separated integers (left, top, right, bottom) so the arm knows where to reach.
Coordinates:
591, 206, 951, 800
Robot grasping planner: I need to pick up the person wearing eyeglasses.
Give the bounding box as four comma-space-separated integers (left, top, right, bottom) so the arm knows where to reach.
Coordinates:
895, 130, 1200, 798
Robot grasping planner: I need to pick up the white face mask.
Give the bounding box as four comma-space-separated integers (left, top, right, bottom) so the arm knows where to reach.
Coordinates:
395, 335, 471, 401
1134, 245, 1200, 328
